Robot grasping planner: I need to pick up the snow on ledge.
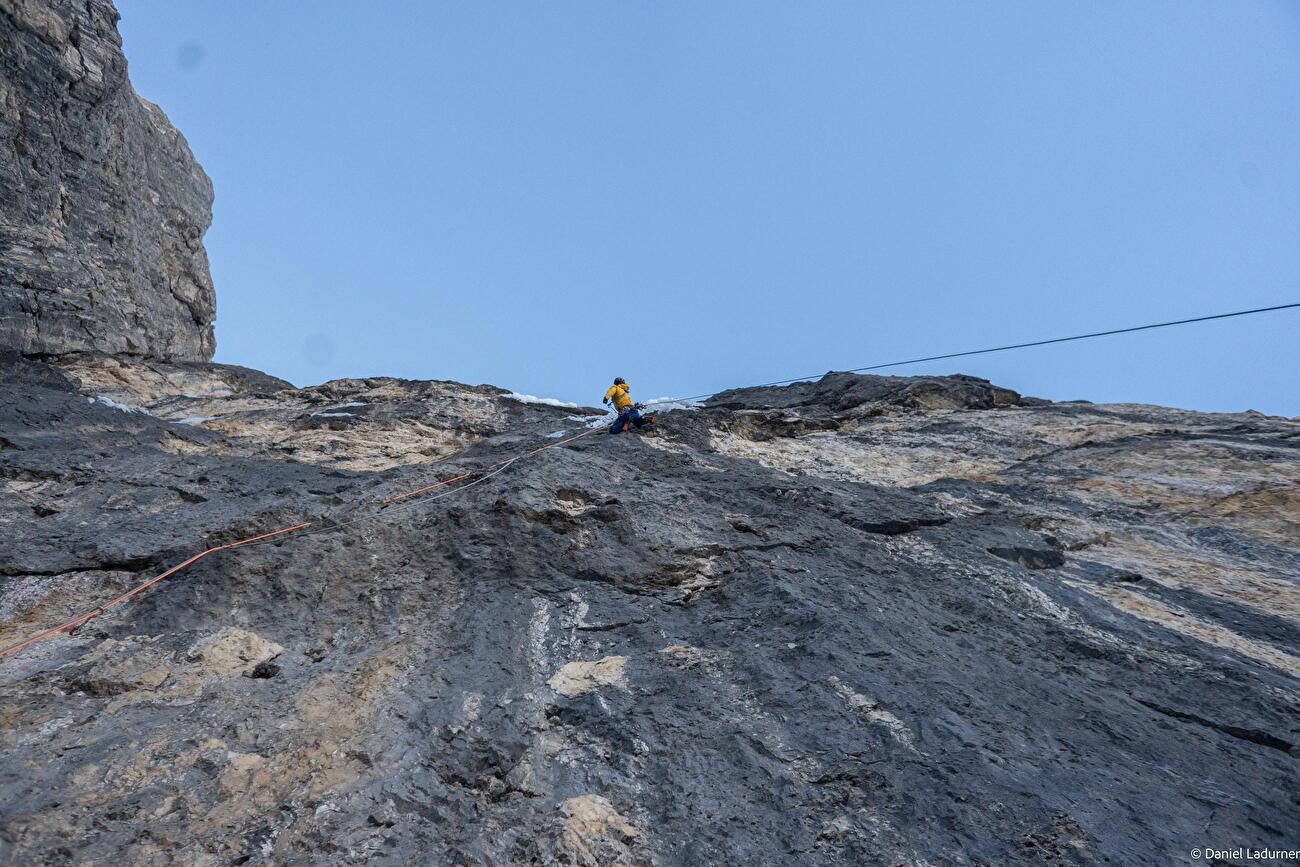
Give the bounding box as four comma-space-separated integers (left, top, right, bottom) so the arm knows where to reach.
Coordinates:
504, 392, 580, 408
311, 402, 367, 417
642, 396, 704, 412
88, 395, 145, 414
569, 413, 616, 429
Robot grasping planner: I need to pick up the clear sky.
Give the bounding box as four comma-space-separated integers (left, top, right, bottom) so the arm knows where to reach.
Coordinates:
116, 2, 1299, 415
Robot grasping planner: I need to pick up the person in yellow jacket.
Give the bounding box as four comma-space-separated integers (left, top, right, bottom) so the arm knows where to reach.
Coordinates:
602, 377, 655, 435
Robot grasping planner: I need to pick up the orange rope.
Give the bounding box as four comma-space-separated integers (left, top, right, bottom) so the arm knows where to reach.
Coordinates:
0, 422, 606, 660
380, 469, 479, 505
0, 522, 311, 660
381, 426, 601, 505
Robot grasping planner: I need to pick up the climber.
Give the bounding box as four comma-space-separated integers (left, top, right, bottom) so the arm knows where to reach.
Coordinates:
602, 377, 654, 435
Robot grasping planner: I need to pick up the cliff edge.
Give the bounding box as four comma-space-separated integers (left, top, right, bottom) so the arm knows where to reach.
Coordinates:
0, 0, 216, 361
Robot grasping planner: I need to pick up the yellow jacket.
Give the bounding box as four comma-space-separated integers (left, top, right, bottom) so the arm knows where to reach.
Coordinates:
603, 382, 633, 411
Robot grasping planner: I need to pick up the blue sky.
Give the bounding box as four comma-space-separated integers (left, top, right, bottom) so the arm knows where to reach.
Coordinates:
117, 2, 1299, 415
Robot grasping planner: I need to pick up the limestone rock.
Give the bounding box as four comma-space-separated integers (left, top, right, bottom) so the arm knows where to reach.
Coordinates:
560, 794, 640, 866
186, 627, 284, 677
2, 352, 1298, 866
0, 5, 1297, 860
548, 656, 629, 697
0, 0, 216, 360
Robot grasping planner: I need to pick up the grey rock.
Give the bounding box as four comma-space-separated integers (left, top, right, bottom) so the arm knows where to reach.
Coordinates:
2, 3, 1298, 863
0, 0, 216, 361
1, 356, 1297, 865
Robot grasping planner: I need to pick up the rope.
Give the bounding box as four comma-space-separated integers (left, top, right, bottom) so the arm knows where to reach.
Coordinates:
380, 427, 599, 506
0, 426, 604, 660
6, 300, 1294, 659
0, 523, 310, 660
294, 426, 603, 539
648, 301, 1300, 404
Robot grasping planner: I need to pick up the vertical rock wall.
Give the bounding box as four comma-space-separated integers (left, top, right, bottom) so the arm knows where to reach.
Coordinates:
0, 0, 217, 361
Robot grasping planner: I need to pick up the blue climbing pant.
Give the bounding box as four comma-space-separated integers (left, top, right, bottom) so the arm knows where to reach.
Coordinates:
609, 407, 646, 435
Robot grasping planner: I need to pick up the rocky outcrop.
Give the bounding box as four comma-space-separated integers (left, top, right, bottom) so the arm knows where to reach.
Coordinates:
0, 0, 216, 361
1, 354, 1296, 864
2, 2, 1297, 862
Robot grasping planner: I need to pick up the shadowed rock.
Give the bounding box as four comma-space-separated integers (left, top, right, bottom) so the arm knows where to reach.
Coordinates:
0, 0, 216, 360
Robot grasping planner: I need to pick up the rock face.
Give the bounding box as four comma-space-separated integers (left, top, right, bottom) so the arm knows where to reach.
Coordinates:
1, 353, 1297, 865
2, 3, 1299, 863
0, 0, 216, 361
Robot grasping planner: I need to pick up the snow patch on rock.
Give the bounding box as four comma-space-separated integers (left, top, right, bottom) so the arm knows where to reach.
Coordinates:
506, 392, 579, 408
311, 402, 367, 417
89, 395, 144, 414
